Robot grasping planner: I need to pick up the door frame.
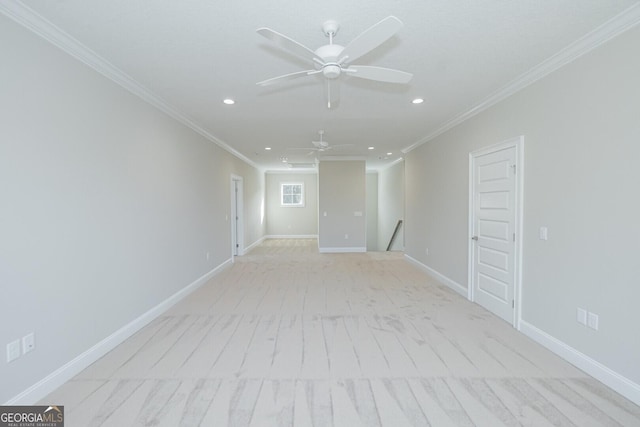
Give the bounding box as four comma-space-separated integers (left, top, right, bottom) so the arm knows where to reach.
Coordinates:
230, 174, 244, 260
468, 136, 524, 329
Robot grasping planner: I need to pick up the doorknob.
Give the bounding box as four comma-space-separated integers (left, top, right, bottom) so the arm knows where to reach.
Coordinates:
471, 236, 478, 241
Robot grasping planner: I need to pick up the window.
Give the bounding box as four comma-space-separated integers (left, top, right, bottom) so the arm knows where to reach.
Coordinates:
281, 183, 304, 207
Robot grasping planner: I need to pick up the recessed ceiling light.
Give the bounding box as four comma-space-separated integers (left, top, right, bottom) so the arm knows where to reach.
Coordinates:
223, 98, 235, 105
412, 98, 424, 104
368, 146, 375, 150
265, 147, 271, 150
387, 152, 392, 156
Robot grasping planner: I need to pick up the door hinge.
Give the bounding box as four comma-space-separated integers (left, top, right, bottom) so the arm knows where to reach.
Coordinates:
512, 300, 515, 308
512, 164, 516, 174
236, 244, 239, 248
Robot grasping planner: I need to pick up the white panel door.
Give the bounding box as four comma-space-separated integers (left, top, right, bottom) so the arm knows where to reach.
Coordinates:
231, 176, 244, 257
471, 146, 517, 323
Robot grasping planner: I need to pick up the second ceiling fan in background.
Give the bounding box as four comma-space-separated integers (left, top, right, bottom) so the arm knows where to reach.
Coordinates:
287, 130, 353, 156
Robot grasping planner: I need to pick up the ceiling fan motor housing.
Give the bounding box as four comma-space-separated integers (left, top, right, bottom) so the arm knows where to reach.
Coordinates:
315, 44, 345, 79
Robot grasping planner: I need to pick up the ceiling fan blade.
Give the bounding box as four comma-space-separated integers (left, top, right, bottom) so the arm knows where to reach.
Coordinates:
325, 79, 341, 109
257, 28, 324, 64
339, 16, 403, 64
256, 69, 317, 86
346, 65, 413, 83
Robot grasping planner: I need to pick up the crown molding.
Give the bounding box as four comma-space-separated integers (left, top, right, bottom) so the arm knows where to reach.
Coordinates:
376, 157, 404, 172
265, 169, 318, 174
402, 3, 640, 154
319, 156, 367, 162
0, 0, 259, 169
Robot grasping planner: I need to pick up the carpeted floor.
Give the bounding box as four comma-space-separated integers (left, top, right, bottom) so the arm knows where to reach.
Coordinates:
40, 239, 640, 426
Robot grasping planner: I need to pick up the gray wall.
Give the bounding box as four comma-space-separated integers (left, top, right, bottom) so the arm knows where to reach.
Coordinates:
0, 15, 264, 403
318, 160, 366, 251
404, 25, 640, 386
366, 172, 378, 251
265, 172, 318, 236
377, 161, 405, 251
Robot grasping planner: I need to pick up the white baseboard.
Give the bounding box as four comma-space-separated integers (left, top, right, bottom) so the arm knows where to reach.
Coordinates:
5, 259, 233, 405
404, 254, 468, 297
404, 254, 640, 406
264, 234, 318, 239
319, 246, 366, 253
243, 236, 267, 254
520, 321, 640, 406
242, 235, 318, 255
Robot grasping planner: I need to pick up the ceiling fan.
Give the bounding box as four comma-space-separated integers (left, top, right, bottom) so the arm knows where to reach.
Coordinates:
287, 131, 353, 155
256, 16, 413, 108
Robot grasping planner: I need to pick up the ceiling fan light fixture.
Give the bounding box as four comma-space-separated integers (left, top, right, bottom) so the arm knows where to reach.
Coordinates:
223, 98, 235, 105
412, 98, 424, 104
322, 64, 341, 79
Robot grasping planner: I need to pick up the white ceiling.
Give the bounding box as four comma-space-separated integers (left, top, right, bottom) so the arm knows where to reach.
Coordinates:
9, 0, 640, 170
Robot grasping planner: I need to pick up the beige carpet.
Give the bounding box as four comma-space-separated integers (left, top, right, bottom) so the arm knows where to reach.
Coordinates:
41, 239, 640, 426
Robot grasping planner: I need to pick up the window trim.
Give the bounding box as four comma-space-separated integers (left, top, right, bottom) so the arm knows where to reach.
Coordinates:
280, 182, 305, 207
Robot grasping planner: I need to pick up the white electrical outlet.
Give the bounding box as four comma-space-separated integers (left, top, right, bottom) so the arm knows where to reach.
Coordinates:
22, 333, 35, 354
576, 308, 587, 325
206, 252, 210, 261
7, 340, 20, 363
587, 312, 599, 330
425, 248, 429, 255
